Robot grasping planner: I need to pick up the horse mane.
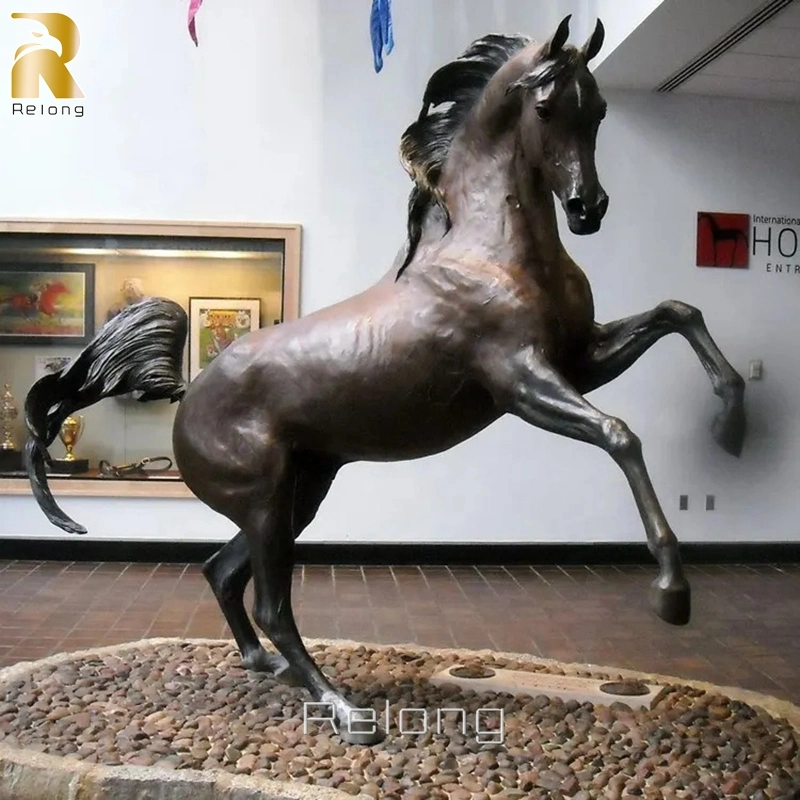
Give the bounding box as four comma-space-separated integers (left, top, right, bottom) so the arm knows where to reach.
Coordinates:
396, 33, 533, 278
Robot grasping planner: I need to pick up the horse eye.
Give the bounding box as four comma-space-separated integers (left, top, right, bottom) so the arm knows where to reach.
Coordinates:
535, 104, 551, 122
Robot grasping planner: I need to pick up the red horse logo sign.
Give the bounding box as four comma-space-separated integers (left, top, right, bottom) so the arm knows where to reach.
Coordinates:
696, 212, 750, 269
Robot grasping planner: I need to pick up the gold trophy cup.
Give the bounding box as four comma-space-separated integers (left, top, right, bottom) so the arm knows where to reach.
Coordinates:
0, 384, 17, 451
50, 415, 89, 474
59, 415, 84, 461
0, 384, 23, 472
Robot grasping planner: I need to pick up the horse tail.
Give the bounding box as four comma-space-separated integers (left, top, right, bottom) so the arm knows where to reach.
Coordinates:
23, 297, 188, 535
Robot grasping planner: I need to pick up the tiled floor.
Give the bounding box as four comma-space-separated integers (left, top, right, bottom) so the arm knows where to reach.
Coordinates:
0, 560, 798, 704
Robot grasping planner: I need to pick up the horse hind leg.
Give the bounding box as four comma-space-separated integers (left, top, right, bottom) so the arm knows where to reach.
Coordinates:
202, 456, 340, 684
202, 530, 298, 682
243, 453, 380, 745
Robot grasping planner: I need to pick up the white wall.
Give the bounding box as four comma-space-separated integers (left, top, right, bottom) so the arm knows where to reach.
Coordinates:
1, 1, 798, 545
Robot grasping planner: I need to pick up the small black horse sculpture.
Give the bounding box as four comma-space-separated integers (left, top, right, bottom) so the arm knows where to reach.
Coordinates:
23, 17, 745, 744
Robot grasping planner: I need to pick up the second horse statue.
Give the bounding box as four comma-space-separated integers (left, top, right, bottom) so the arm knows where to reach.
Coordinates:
23, 17, 746, 744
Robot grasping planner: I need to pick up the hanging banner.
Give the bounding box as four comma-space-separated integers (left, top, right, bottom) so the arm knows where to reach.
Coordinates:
370, 0, 394, 72
188, 0, 204, 46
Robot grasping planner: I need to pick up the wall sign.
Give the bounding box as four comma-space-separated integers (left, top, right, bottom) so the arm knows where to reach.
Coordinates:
696, 211, 800, 277
696, 212, 749, 269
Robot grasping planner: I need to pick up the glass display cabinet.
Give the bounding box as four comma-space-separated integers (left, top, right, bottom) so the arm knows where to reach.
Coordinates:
0, 219, 301, 500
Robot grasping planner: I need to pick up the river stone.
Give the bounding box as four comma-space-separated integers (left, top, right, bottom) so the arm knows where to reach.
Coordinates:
0, 639, 798, 799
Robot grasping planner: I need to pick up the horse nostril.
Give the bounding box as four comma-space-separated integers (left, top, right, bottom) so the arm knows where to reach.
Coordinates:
565, 197, 585, 217
598, 194, 609, 216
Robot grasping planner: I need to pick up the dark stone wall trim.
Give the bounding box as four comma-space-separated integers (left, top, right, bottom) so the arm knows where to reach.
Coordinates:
0, 539, 798, 565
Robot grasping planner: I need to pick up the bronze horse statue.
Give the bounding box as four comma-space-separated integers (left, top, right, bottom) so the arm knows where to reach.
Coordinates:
23, 17, 745, 744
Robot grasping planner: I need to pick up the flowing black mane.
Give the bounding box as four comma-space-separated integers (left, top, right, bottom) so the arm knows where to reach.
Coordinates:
397, 33, 532, 277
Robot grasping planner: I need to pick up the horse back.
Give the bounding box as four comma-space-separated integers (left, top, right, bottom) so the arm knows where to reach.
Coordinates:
177, 278, 500, 463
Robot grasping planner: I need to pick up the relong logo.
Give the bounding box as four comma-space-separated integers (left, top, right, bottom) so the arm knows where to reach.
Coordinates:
11, 12, 83, 99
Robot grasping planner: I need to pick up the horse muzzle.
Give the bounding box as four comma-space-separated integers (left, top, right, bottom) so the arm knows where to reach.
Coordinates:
564, 193, 609, 235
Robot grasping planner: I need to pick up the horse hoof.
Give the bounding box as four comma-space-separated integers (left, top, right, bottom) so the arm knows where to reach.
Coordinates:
339, 724, 385, 746
650, 577, 691, 626
712, 404, 746, 458
241, 649, 278, 672
242, 650, 301, 685
273, 663, 304, 688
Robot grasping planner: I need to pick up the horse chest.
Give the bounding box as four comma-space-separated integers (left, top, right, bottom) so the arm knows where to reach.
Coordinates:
491, 263, 594, 365
552, 292, 593, 343
539, 272, 595, 367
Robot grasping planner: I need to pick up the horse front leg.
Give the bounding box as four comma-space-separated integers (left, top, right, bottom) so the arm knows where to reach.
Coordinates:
579, 300, 746, 456
481, 347, 690, 625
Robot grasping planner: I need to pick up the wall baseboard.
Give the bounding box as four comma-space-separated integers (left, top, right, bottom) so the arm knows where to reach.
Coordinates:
0, 539, 798, 565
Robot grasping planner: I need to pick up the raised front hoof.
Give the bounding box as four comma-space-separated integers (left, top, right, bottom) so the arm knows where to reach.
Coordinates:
650, 577, 691, 626
338, 723, 385, 746
712, 405, 746, 458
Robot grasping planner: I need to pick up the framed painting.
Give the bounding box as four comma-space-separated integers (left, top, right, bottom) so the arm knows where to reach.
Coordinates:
189, 296, 261, 381
0, 263, 95, 345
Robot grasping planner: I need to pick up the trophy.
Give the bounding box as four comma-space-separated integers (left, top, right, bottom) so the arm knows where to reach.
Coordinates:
48, 415, 89, 475
0, 384, 23, 472
59, 415, 83, 461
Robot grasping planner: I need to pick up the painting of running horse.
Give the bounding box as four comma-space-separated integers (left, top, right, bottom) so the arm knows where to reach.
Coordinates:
0, 263, 94, 345
23, 17, 746, 744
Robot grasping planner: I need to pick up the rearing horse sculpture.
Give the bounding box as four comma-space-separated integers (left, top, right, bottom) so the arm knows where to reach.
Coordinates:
23, 17, 745, 744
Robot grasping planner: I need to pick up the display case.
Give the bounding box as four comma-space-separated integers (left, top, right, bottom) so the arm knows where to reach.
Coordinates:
0, 219, 300, 500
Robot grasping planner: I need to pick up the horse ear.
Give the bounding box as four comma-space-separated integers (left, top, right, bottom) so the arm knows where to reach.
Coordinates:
582, 19, 605, 63
542, 14, 571, 60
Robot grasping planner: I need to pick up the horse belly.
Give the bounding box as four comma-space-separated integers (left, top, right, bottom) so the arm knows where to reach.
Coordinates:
293, 377, 499, 462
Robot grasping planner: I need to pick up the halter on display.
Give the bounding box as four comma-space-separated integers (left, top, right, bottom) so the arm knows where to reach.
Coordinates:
98, 456, 174, 479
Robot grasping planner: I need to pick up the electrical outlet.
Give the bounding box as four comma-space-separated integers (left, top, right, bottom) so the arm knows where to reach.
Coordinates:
679, 495, 689, 511
706, 495, 715, 511
748, 360, 763, 380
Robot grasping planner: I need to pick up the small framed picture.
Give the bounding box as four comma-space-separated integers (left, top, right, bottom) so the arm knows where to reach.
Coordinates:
188, 297, 261, 381
0, 263, 95, 345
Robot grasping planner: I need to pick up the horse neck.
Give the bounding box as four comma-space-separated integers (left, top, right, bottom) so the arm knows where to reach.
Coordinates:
440, 134, 565, 279
510, 140, 567, 271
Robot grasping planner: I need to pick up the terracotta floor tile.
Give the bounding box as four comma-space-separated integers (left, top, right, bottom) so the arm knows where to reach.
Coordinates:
0, 560, 797, 703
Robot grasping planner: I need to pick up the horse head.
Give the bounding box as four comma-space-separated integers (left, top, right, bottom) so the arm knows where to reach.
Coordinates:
505, 16, 608, 235
397, 17, 610, 275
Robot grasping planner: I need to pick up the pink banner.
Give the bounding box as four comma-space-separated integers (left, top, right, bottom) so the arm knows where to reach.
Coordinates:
188, 0, 204, 46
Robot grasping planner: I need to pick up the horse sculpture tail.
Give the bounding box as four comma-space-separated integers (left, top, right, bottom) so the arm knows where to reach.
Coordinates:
24, 298, 188, 535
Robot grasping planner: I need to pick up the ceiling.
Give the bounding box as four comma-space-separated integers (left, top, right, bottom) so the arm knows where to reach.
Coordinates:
672, 0, 800, 101
594, 0, 800, 102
